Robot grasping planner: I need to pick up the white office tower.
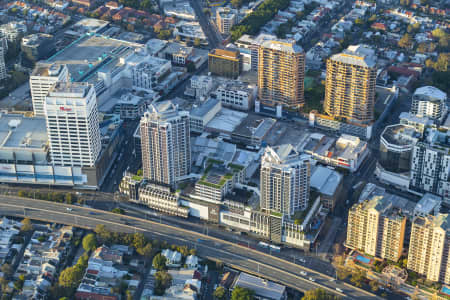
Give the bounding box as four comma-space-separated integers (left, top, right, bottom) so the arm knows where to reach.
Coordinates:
45, 82, 101, 167
411, 86, 448, 123
0, 37, 7, 81
30, 63, 69, 116
260, 144, 310, 216
140, 100, 191, 187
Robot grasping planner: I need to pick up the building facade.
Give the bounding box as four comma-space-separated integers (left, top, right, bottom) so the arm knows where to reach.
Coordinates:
346, 196, 406, 261
379, 124, 419, 174
260, 145, 310, 216
410, 133, 450, 199
407, 213, 450, 284
323, 45, 377, 124
215, 81, 256, 111
258, 39, 305, 109
45, 82, 102, 167
30, 63, 70, 117
411, 86, 447, 124
208, 48, 242, 79
0, 42, 6, 81
140, 101, 190, 186
216, 7, 237, 34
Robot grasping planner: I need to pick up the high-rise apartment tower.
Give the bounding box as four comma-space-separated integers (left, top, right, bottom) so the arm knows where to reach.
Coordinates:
140, 101, 191, 186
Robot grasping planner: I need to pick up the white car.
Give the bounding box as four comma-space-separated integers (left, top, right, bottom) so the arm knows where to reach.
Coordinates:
336, 288, 343, 293
299, 258, 306, 263
308, 277, 315, 282
66, 207, 73, 211
300, 271, 307, 276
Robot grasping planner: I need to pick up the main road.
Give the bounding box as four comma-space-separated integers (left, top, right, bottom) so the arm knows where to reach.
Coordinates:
0, 196, 380, 299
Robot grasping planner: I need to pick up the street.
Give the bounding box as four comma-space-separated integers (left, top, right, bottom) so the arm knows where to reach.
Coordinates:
0, 196, 382, 299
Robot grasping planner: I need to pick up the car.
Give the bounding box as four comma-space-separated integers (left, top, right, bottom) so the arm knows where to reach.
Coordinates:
308, 277, 315, 282
299, 258, 306, 263
336, 288, 343, 293
124, 221, 131, 225
66, 208, 73, 212
300, 271, 307, 276
89, 212, 96, 215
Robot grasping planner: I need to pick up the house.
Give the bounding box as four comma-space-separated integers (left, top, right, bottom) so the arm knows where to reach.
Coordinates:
185, 255, 198, 269
161, 249, 182, 266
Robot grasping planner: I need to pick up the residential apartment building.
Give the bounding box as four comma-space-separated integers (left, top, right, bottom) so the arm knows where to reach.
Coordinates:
0, 42, 6, 81
410, 130, 450, 199
260, 144, 310, 215
346, 195, 407, 261
208, 48, 242, 79
407, 213, 450, 284
140, 101, 190, 186
257, 39, 305, 109
45, 82, 101, 167
30, 63, 70, 116
216, 7, 237, 34
324, 45, 377, 124
411, 86, 447, 124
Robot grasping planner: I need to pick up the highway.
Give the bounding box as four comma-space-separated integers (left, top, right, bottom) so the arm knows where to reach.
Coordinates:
0, 196, 381, 299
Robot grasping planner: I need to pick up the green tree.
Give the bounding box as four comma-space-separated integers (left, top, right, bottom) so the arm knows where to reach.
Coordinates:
136, 169, 143, 176
354, 18, 364, 26
231, 286, 254, 300
189, 248, 197, 256
398, 33, 413, 49
350, 270, 365, 288
435, 53, 449, 72
94, 224, 112, 244
369, 280, 379, 292
432, 28, 446, 39
213, 286, 226, 300
126, 290, 133, 300
231, 0, 243, 8
153, 253, 167, 270
302, 288, 341, 300
58, 265, 84, 288
82, 233, 97, 252
1, 264, 13, 278
21, 218, 33, 232
65, 193, 73, 204
154, 271, 172, 295
132, 233, 146, 249
194, 38, 201, 47
137, 243, 153, 258
111, 207, 125, 214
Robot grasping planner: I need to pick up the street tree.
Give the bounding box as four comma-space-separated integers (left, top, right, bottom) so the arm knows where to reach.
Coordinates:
153, 253, 167, 270
231, 286, 254, 300
82, 233, 97, 252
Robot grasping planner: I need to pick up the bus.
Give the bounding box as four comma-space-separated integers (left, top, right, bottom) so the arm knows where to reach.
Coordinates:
258, 242, 269, 249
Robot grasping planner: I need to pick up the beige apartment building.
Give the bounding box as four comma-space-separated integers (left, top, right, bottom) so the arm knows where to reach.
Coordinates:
346, 195, 406, 261
257, 39, 305, 109
260, 144, 310, 215
140, 100, 190, 187
324, 45, 377, 124
216, 7, 236, 34
407, 213, 450, 284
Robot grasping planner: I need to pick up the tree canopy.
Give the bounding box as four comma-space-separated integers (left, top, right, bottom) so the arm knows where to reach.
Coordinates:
153, 253, 167, 270
231, 286, 254, 300
82, 234, 97, 252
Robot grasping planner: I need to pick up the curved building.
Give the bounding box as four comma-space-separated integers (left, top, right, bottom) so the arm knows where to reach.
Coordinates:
379, 124, 419, 173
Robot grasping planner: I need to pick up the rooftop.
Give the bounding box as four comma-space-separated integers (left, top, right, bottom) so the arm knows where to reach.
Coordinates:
190, 98, 220, 118
413, 86, 447, 101
206, 108, 247, 133
209, 48, 240, 60
46, 34, 142, 82
330, 44, 376, 68
415, 193, 441, 215
381, 124, 420, 147
0, 114, 47, 150
232, 272, 286, 300
260, 38, 303, 54
310, 166, 343, 196
48, 82, 92, 98
31, 63, 65, 77
232, 115, 276, 140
